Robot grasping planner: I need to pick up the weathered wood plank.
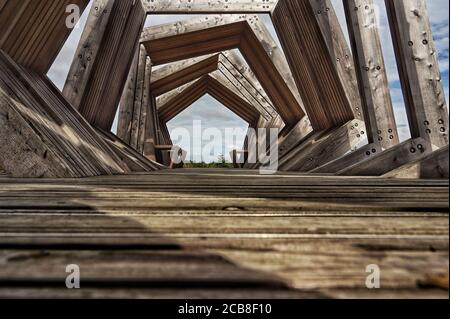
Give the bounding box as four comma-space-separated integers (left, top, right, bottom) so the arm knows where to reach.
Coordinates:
338, 138, 431, 176
272, 0, 355, 130
383, 145, 449, 179
344, 0, 399, 149
310, 0, 364, 122
0, 0, 89, 73
385, 0, 449, 149
143, 0, 278, 13
68, 0, 146, 130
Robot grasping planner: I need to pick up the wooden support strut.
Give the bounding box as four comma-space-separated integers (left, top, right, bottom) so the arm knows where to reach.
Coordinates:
271, 0, 355, 131
385, 0, 449, 149
64, 0, 146, 130
343, 0, 399, 149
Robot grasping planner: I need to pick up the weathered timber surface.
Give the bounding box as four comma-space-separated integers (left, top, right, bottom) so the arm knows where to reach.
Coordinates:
0, 0, 89, 73
0, 170, 448, 299
383, 146, 449, 179
385, 0, 449, 149
0, 51, 130, 178
344, 0, 399, 148
272, 0, 355, 130
66, 0, 146, 130
142, 0, 278, 13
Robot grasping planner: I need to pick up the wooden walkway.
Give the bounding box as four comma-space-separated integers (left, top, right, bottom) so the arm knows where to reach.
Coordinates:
0, 169, 448, 298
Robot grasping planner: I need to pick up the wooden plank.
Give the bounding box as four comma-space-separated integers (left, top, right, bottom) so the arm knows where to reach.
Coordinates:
271, 0, 355, 130
385, 0, 449, 149
279, 120, 366, 172
63, 0, 116, 110
344, 0, 399, 149
117, 49, 139, 144
143, 0, 278, 13
310, 0, 364, 122
70, 0, 146, 130
338, 138, 431, 176
0, 51, 129, 178
150, 55, 220, 96
383, 146, 449, 179
311, 143, 382, 174
130, 46, 147, 150
0, 0, 89, 73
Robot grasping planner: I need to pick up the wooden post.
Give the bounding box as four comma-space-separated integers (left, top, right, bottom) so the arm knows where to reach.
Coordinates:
344, 0, 399, 149
385, 0, 449, 149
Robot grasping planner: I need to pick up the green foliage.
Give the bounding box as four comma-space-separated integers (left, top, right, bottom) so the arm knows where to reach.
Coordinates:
183, 154, 234, 169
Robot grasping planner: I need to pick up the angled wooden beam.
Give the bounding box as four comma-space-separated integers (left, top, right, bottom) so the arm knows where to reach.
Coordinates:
271, 0, 355, 130
158, 77, 208, 122
64, 0, 146, 130
143, 0, 278, 13
141, 16, 305, 126
338, 138, 431, 176
383, 146, 449, 179
0, 51, 128, 178
63, 0, 116, 109
385, 0, 449, 149
310, 143, 382, 174
310, 0, 364, 122
344, 0, 399, 149
158, 75, 260, 125
0, 0, 89, 73
117, 49, 139, 144
151, 55, 220, 96
157, 79, 201, 110
151, 52, 278, 122
278, 120, 366, 172
154, 59, 274, 125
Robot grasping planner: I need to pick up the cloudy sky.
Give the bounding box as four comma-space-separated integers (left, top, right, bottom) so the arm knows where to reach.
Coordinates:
48, 0, 449, 162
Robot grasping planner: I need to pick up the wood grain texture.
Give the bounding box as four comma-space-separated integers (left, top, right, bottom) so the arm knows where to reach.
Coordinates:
272, 0, 355, 130
344, 0, 399, 149
385, 0, 449, 149
0, 51, 129, 178
69, 0, 146, 130
0, 170, 447, 298
383, 145, 449, 179
0, 0, 89, 73
143, 0, 278, 13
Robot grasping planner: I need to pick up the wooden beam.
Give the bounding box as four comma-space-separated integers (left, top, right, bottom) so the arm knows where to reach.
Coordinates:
0, 51, 129, 178
338, 138, 431, 176
0, 0, 89, 73
278, 120, 366, 172
117, 49, 139, 144
153, 56, 274, 125
310, 0, 364, 122
272, 0, 355, 130
63, 0, 116, 109
65, 0, 146, 130
158, 75, 260, 125
344, 0, 399, 149
310, 143, 382, 174
385, 0, 449, 149
151, 55, 220, 96
158, 77, 208, 123
143, 0, 278, 13
383, 146, 449, 179
130, 46, 148, 151
141, 16, 305, 125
